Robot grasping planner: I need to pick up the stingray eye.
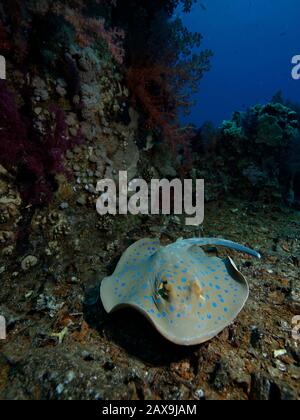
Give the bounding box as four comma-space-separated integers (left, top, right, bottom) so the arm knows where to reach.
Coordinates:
158, 280, 169, 300
157, 279, 169, 300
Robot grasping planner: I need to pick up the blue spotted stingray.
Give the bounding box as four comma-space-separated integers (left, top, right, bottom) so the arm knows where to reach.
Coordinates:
100, 238, 261, 345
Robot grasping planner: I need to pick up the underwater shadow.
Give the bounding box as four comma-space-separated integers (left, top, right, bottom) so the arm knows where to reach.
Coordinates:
83, 286, 199, 366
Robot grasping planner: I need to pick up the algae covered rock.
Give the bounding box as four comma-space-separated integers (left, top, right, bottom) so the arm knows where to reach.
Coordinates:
222, 102, 299, 148
195, 102, 300, 204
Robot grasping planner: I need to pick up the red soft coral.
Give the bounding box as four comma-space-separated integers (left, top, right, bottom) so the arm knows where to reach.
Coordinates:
126, 65, 193, 158
64, 8, 125, 64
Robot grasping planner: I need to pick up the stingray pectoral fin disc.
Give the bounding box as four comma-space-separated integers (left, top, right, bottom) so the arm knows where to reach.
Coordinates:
100, 238, 253, 346
224, 256, 249, 297
100, 276, 117, 313
100, 238, 160, 314
112, 238, 161, 276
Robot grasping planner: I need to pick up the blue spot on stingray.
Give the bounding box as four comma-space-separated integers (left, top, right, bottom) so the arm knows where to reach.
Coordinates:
212, 302, 218, 308
177, 286, 182, 291
199, 303, 203, 308
169, 306, 175, 312
177, 313, 181, 318
162, 312, 167, 318
224, 307, 229, 313
182, 277, 187, 283
215, 285, 221, 290
157, 313, 161, 318
207, 313, 212, 320
182, 269, 188, 273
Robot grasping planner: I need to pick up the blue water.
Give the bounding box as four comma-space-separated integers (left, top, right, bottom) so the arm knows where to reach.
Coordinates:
180, 0, 300, 127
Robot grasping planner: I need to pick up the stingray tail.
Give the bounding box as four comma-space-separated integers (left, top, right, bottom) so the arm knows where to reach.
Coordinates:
180, 238, 261, 259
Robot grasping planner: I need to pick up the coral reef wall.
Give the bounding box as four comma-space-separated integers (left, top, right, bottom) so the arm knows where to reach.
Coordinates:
0, 0, 210, 250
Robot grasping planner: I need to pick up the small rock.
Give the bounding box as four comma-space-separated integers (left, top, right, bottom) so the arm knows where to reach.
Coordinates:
250, 326, 263, 349
66, 150, 74, 160
77, 195, 86, 206
194, 389, 205, 400
34, 107, 42, 115
21, 255, 38, 271
210, 361, 230, 391
250, 374, 272, 400
56, 384, 64, 395
59, 202, 69, 210
275, 360, 286, 372
56, 85, 67, 97
66, 371, 76, 383
274, 349, 287, 358
69, 127, 78, 137
89, 155, 99, 164
289, 280, 300, 311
